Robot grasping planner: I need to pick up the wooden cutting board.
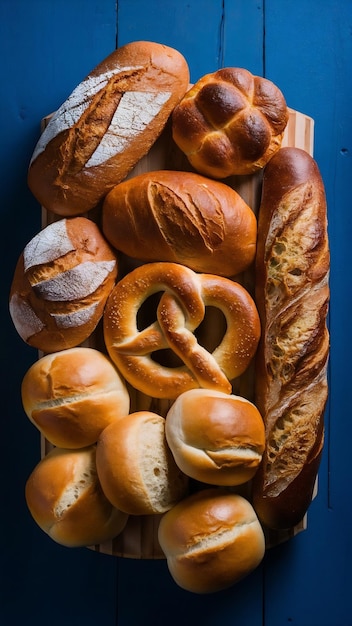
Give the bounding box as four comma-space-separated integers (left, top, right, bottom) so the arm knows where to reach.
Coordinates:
40, 107, 315, 558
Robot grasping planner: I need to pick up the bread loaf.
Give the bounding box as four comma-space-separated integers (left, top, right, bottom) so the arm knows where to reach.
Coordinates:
9, 217, 117, 353
171, 67, 288, 178
96, 411, 189, 515
158, 489, 265, 593
27, 41, 190, 216
21, 348, 130, 448
102, 170, 257, 276
25, 446, 129, 547
165, 389, 265, 486
252, 147, 330, 529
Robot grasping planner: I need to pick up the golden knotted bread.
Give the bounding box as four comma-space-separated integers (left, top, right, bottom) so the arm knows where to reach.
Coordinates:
103, 262, 261, 399
172, 67, 288, 177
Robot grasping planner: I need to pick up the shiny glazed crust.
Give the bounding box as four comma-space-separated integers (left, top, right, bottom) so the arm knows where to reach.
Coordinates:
172, 67, 288, 177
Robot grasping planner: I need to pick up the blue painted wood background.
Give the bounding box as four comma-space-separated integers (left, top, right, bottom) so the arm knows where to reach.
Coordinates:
1, 1, 351, 624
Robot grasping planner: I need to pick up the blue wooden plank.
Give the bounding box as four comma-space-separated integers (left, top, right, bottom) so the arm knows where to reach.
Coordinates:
0, 1, 120, 625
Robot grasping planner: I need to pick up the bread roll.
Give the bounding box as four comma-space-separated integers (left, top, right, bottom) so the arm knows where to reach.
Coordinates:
172, 67, 288, 178
25, 446, 128, 547
21, 347, 130, 448
102, 170, 257, 276
252, 147, 330, 529
27, 41, 190, 216
158, 489, 265, 593
9, 217, 117, 353
96, 411, 189, 515
165, 389, 265, 486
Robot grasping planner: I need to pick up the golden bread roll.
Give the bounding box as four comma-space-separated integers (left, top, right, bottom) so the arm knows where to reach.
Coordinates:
21, 347, 130, 448
172, 67, 288, 177
165, 389, 265, 486
25, 446, 128, 547
103, 262, 260, 399
9, 217, 117, 353
102, 170, 257, 276
96, 411, 189, 515
27, 41, 190, 216
158, 489, 265, 593
252, 147, 330, 529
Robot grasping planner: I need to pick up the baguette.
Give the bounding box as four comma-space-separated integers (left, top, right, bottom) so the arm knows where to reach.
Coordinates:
27, 41, 190, 216
252, 147, 330, 530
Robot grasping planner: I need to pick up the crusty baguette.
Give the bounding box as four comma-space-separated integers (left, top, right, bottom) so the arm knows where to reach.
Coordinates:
252, 147, 330, 530
27, 41, 190, 216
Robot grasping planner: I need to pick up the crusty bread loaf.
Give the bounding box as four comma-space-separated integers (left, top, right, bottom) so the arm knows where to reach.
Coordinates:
165, 389, 265, 485
96, 411, 189, 515
158, 488, 265, 593
9, 217, 117, 353
252, 147, 330, 529
27, 41, 190, 216
25, 446, 129, 547
21, 347, 130, 448
102, 170, 257, 276
171, 67, 288, 178
103, 262, 260, 399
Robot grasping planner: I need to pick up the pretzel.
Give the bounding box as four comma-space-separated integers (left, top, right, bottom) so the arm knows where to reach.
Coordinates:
103, 263, 261, 399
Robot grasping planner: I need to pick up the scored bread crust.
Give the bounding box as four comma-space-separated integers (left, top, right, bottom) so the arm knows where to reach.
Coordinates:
96, 411, 189, 515
21, 347, 130, 449
27, 41, 190, 216
102, 169, 257, 276
252, 147, 330, 529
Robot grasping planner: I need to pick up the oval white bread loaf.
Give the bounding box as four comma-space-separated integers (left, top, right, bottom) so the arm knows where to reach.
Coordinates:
171, 67, 288, 178
165, 389, 265, 486
21, 347, 130, 448
102, 170, 257, 276
96, 411, 189, 515
252, 147, 330, 529
25, 446, 129, 548
27, 41, 190, 216
158, 488, 265, 593
9, 217, 117, 353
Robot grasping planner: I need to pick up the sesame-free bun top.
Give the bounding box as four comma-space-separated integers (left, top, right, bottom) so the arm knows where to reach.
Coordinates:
158, 488, 265, 593
165, 389, 265, 486
21, 347, 130, 448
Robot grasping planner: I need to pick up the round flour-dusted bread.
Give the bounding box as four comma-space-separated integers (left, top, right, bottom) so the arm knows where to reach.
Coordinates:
9, 217, 118, 353
21, 348, 130, 448
172, 67, 288, 177
165, 389, 265, 486
27, 41, 190, 216
96, 411, 189, 515
25, 446, 129, 548
158, 489, 265, 593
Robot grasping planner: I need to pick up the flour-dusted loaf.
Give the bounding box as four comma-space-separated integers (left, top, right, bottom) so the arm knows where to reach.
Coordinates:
102, 170, 257, 276
96, 411, 189, 515
25, 446, 129, 548
172, 67, 288, 178
9, 217, 117, 353
158, 488, 265, 594
27, 41, 190, 216
252, 147, 330, 529
21, 348, 130, 448
165, 389, 265, 486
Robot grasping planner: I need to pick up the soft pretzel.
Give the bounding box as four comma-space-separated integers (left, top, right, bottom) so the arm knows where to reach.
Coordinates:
171, 67, 288, 178
103, 262, 260, 399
